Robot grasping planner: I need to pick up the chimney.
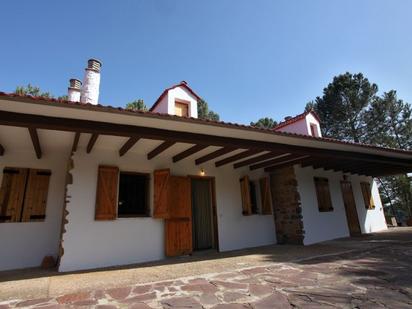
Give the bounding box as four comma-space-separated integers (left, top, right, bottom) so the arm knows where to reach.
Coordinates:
80, 58, 102, 105
67, 79, 82, 102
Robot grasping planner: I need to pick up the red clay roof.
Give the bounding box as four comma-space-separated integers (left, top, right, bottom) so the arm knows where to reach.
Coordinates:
274, 110, 321, 130
0, 91, 411, 157
149, 81, 202, 112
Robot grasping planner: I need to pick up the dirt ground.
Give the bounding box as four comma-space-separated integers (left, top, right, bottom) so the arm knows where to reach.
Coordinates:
0, 227, 411, 308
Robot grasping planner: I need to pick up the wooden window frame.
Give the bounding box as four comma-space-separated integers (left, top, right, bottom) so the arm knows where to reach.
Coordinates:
310, 123, 319, 137
314, 177, 334, 212
117, 171, 151, 218
360, 182, 375, 210
174, 99, 190, 117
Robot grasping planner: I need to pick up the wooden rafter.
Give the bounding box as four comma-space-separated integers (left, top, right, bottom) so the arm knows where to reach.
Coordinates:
0, 143, 4, 156
215, 149, 262, 167
147, 141, 175, 160
195, 147, 236, 165
87, 133, 99, 153
173, 144, 208, 163
71, 132, 81, 153
264, 155, 311, 172
119, 137, 140, 157
234, 151, 287, 169
249, 154, 302, 170
1, 111, 411, 169
28, 127, 42, 159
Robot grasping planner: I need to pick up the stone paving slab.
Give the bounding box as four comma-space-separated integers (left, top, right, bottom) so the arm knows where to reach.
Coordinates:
1, 228, 412, 308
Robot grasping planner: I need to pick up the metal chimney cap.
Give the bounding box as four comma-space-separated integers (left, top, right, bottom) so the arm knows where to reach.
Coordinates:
87, 58, 102, 72
69, 78, 82, 89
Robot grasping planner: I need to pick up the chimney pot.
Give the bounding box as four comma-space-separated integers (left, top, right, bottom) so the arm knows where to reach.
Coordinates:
67, 78, 82, 102
87, 58, 102, 72
80, 58, 102, 105
69, 78, 82, 89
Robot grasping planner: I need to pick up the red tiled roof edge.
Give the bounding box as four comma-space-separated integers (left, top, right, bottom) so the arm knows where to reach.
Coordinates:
149, 81, 201, 112
274, 110, 321, 130
1, 91, 412, 156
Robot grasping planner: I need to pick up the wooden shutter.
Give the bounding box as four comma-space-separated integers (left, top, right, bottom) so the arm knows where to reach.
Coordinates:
240, 176, 252, 215
314, 177, 333, 212
95, 165, 119, 220
361, 182, 375, 210
21, 169, 51, 222
165, 176, 192, 256
153, 169, 170, 218
259, 177, 273, 215
0, 168, 28, 222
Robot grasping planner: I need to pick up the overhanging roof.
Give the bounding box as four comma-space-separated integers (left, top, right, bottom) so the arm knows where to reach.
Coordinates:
0, 92, 411, 177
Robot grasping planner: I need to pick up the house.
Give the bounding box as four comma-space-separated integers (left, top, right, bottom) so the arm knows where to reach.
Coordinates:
0, 59, 411, 272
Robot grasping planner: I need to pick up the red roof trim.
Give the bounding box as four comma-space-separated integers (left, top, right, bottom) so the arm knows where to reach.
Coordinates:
274, 110, 321, 130
0, 91, 411, 156
149, 81, 201, 112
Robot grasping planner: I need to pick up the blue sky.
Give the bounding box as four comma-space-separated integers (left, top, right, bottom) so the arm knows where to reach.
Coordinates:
1, 1, 411, 124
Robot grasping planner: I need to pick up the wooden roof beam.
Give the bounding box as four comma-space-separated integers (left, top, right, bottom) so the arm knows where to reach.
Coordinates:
264, 155, 311, 172
173, 144, 209, 163
119, 137, 140, 157
28, 127, 42, 159
147, 141, 175, 160
195, 147, 237, 165
250, 154, 298, 170
87, 133, 99, 153
234, 151, 288, 169
71, 132, 81, 153
215, 149, 262, 167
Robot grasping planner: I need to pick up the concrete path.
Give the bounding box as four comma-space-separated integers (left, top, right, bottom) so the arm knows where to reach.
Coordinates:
1, 227, 412, 308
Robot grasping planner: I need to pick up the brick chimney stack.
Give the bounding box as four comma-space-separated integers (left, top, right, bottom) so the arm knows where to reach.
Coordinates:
80, 58, 102, 105
67, 79, 82, 102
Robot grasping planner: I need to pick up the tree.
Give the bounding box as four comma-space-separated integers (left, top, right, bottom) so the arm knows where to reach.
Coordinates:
126, 99, 147, 111
306, 72, 378, 143
250, 117, 278, 129
197, 99, 220, 121
15, 84, 53, 98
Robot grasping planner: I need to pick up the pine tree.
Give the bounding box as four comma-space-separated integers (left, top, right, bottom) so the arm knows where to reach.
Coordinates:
197, 99, 220, 121
250, 117, 278, 129
126, 99, 147, 111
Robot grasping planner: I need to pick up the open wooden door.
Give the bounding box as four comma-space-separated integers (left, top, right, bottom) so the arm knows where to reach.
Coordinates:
164, 176, 192, 257
340, 181, 362, 236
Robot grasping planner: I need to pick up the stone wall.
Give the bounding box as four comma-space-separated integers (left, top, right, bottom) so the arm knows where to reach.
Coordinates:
270, 166, 304, 244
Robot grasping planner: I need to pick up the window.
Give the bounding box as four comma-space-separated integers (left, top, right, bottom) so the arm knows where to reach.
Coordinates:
360, 182, 375, 210
175, 100, 189, 117
314, 177, 333, 212
118, 172, 150, 217
310, 123, 319, 137
249, 181, 259, 214
239, 176, 269, 215
0, 167, 51, 223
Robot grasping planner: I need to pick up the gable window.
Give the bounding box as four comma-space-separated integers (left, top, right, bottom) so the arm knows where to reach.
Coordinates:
175, 100, 189, 117
0, 167, 51, 223
310, 123, 319, 137
360, 182, 375, 210
314, 177, 333, 212
239, 176, 273, 215
118, 172, 150, 217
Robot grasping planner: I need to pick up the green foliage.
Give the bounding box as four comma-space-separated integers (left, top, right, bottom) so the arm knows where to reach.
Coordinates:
197, 99, 220, 121
250, 117, 278, 129
308, 72, 412, 221
125, 99, 147, 111
58, 95, 69, 101
15, 84, 53, 98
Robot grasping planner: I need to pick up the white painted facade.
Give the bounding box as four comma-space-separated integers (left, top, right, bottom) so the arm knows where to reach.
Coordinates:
151, 85, 198, 118
276, 112, 322, 137
295, 165, 387, 245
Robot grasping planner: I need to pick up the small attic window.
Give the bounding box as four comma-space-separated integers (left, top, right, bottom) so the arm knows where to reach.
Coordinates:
310, 123, 319, 137
175, 100, 189, 117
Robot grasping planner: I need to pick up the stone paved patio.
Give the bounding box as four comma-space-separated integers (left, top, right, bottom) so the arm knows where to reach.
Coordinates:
1, 228, 412, 308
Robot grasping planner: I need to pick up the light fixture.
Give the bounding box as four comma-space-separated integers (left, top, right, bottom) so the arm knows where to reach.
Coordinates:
200, 168, 205, 176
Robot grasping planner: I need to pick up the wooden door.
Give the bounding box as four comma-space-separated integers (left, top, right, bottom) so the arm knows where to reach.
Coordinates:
165, 176, 192, 256
191, 178, 214, 251
340, 181, 362, 236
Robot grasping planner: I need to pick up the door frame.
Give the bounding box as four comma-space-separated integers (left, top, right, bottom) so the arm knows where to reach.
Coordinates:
188, 175, 219, 252
340, 180, 362, 236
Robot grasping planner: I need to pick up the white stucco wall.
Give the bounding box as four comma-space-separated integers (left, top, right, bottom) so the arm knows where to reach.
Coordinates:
295, 165, 387, 245
59, 137, 276, 272
151, 86, 198, 118
0, 127, 68, 271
